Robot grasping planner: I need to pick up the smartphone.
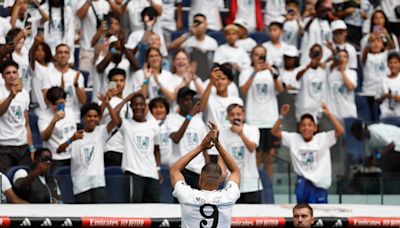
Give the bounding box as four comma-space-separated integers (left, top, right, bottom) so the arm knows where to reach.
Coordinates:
233, 119, 241, 126
192, 97, 200, 105
15, 77, 23, 86
373, 25, 381, 34
259, 55, 266, 62
56, 103, 65, 112
108, 81, 117, 90
193, 19, 202, 27
77, 123, 84, 131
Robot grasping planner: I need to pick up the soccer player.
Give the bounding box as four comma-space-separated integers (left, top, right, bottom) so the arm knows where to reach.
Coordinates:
170, 122, 240, 228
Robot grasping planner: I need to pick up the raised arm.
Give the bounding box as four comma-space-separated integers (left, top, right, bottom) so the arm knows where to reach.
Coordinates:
271, 104, 290, 138
98, 94, 121, 132
199, 68, 219, 112
0, 83, 21, 117
74, 71, 87, 105
321, 103, 344, 137
76, 0, 91, 20
169, 103, 200, 144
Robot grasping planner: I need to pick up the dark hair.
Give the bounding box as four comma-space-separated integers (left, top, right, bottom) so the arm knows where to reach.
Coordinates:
293, 204, 313, 217
269, 22, 283, 29
369, 10, 393, 35
212, 63, 234, 81
29, 42, 53, 70
300, 113, 316, 124
388, 51, 400, 62
81, 103, 101, 118
141, 6, 157, 22
6, 28, 22, 43
46, 86, 66, 105
49, 0, 66, 38
149, 97, 170, 115
350, 119, 365, 141
200, 163, 222, 185
227, 103, 244, 113
108, 68, 126, 81
193, 13, 206, 21
145, 47, 163, 73
250, 45, 267, 66
130, 92, 146, 104
55, 43, 69, 53
285, 0, 299, 6
0, 58, 19, 74
172, 48, 189, 73
33, 148, 52, 161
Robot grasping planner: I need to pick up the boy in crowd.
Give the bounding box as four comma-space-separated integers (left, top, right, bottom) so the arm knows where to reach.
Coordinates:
263, 20, 288, 69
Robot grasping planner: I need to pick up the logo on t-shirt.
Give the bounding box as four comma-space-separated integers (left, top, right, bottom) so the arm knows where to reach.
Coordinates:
309, 81, 323, 100
137, 135, 150, 151
9, 105, 23, 122
333, 82, 346, 98
160, 132, 170, 146
254, 83, 269, 103
185, 132, 199, 148
298, 149, 317, 170
80, 144, 95, 164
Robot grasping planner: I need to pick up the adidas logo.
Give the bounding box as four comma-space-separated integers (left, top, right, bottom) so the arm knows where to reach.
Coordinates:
159, 219, 170, 227
333, 219, 343, 227
19, 218, 31, 226
40, 218, 52, 227
61, 218, 73, 227
314, 219, 324, 227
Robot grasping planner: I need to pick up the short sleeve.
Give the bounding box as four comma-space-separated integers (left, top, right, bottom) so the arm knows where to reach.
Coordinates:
125, 31, 141, 49
324, 130, 337, 148
78, 73, 85, 87
347, 69, 358, 89
281, 131, 294, 148
99, 124, 110, 141
172, 180, 195, 203
1, 173, 12, 192
238, 68, 252, 87
13, 169, 28, 184
120, 119, 128, 135
42, 76, 52, 90
223, 180, 240, 203
165, 115, 180, 135
37, 114, 50, 132
248, 126, 260, 147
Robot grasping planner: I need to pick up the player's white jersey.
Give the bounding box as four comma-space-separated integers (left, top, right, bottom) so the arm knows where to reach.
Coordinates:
173, 180, 240, 228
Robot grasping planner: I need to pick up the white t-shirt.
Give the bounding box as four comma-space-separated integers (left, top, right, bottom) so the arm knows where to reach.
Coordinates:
233, 1, 256, 32
362, 51, 389, 96
235, 38, 257, 53
239, 67, 280, 128
0, 88, 30, 146
295, 66, 328, 121
12, 47, 31, 92
334, 43, 358, 70
43, 68, 85, 123
220, 125, 262, 193
280, 68, 300, 89
132, 69, 181, 101
77, 0, 110, 50
327, 68, 358, 119
120, 119, 160, 180
31, 62, 54, 110
173, 180, 240, 228
283, 19, 302, 47
182, 35, 219, 52
263, 41, 288, 69
206, 94, 243, 130
101, 96, 132, 154
382, 0, 400, 23
38, 108, 77, 161
70, 125, 108, 195
1, 172, 12, 203
300, 18, 332, 64
0, 17, 12, 44
125, 27, 168, 57
189, 0, 224, 31
158, 119, 172, 166
160, 0, 182, 32
165, 113, 207, 174
125, 0, 162, 32
213, 44, 251, 71
379, 73, 400, 119
367, 123, 400, 153
281, 130, 337, 189
264, 0, 286, 26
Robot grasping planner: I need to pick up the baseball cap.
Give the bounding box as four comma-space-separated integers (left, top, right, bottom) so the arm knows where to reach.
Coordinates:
177, 87, 196, 98
283, 45, 299, 57
331, 20, 347, 31
233, 18, 249, 31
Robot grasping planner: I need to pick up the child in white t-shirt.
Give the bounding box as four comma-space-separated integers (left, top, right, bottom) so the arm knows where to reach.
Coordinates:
263, 20, 288, 69
271, 103, 344, 203
57, 98, 120, 203
283, 0, 303, 47
280, 45, 300, 90
379, 51, 400, 120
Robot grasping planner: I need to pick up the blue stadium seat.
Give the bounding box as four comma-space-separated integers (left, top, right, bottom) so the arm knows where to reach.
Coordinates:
53, 166, 74, 204
208, 31, 226, 45
29, 112, 42, 148
171, 31, 186, 42
160, 165, 174, 203
258, 168, 274, 204
249, 32, 270, 44
6, 165, 29, 184
105, 166, 125, 203
343, 118, 365, 164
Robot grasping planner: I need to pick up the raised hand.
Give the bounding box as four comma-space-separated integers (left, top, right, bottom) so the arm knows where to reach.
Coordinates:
98, 93, 110, 105
54, 110, 65, 122
71, 130, 84, 141
321, 103, 332, 117
280, 104, 290, 117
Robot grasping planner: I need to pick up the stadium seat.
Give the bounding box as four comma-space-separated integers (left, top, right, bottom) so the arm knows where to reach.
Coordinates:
160, 165, 174, 203
343, 118, 365, 164
53, 166, 75, 204
171, 31, 186, 42
105, 166, 125, 203
208, 31, 226, 45
29, 112, 42, 149
5, 165, 29, 184
258, 168, 274, 204
249, 32, 270, 44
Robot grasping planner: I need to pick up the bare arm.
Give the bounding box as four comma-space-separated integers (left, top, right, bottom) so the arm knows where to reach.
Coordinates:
4, 188, 28, 204
271, 104, 290, 138
108, 0, 124, 15
339, 67, 356, 91
76, 0, 91, 20
40, 112, 64, 141
96, 52, 113, 73
74, 72, 87, 105
199, 68, 219, 112
167, 33, 190, 50
214, 138, 240, 186
175, 3, 183, 31
170, 104, 200, 144
321, 103, 344, 137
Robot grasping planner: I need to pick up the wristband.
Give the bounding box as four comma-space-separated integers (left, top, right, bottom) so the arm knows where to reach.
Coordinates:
143, 79, 150, 85
66, 139, 72, 145
279, 115, 284, 120
185, 114, 192, 121
251, 71, 257, 78
28, 145, 36, 153
156, 166, 161, 171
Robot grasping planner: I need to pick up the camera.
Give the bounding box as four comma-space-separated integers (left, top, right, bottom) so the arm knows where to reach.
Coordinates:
40, 155, 52, 163
311, 50, 321, 58
259, 55, 266, 62
193, 19, 202, 27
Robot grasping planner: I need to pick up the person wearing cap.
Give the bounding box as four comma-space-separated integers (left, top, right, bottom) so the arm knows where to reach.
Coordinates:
165, 87, 209, 190
168, 14, 218, 52
233, 19, 257, 53
281, 45, 301, 90
330, 20, 357, 70
213, 24, 251, 72
262, 20, 288, 70
43, 44, 86, 123
226, 0, 264, 32
271, 103, 344, 203
239, 45, 284, 179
